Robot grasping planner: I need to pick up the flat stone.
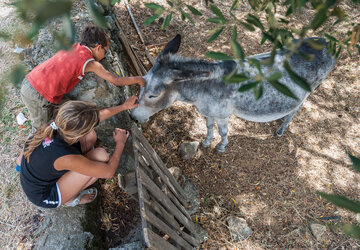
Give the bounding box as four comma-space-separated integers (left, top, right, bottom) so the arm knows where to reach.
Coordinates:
179, 141, 199, 160
309, 223, 326, 241
227, 216, 253, 241
193, 223, 208, 244
183, 177, 200, 215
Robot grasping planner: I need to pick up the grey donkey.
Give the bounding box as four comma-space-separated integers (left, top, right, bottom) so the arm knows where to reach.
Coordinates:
131, 35, 336, 153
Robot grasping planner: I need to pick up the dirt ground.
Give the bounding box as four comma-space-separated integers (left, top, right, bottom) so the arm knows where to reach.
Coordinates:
1, 0, 360, 249
113, 0, 360, 249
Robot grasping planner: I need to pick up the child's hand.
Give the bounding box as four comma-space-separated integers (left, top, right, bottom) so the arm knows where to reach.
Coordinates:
123, 96, 139, 110
113, 128, 129, 145
138, 77, 146, 87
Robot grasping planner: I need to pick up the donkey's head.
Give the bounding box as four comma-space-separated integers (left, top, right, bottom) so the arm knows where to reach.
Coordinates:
131, 35, 210, 123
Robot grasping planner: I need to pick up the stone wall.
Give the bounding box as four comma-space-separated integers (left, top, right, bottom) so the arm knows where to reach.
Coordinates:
23, 1, 137, 249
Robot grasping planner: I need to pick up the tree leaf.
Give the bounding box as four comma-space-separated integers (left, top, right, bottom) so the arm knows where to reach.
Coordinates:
267, 72, 282, 81
205, 51, 232, 60
224, 73, 249, 83
284, 61, 311, 91
145, 3, 165, 11
88, 0, 109, 28
210, 4, 225, 20
232, 25, 238, 41
207, 17, 226, 24
36, 1, 73, 24
9, 64, 26, 87
269, 80, 299, 100
338, 224, 360, 239
306, 39, 326, 50
207, 27, 224, 43
348, 153, 360, 173
186, 5, 202, 16
230, 39, 245, 61
230, 0, 239, 11
161, 13, 172, 30
317, 192, 360, 213
240, 21, 255, 31
183, 12, 195, 24
279, 18, 290, 24
324, 32, 339, 42
246, 14, 264, 30
311, 8, 327, 30
144, 14, 160, 25
166, 0, 174, 7
248, 58, 261, 72
238, 81, 258, 92
180, 10, 186, 21
253, 84, 263, 100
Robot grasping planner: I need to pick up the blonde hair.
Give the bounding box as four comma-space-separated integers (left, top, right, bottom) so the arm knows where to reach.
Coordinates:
24, 100, 100, 162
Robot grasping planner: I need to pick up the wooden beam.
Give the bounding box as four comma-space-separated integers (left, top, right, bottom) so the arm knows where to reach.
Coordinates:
132, 125, 188, 206
138, 167, 195, 234
144, 228, 178, 250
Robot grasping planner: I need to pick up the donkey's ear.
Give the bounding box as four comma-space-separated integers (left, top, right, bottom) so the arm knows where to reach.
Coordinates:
159, 35, 181, 57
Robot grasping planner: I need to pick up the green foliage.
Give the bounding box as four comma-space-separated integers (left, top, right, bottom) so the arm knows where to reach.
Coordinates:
7, 0, 360, 100
8, 64, 26, 88
317, 154, 360, 239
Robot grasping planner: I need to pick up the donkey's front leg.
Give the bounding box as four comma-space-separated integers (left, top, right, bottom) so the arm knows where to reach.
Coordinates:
202, 116, 214, 148
215, 117, 229, 153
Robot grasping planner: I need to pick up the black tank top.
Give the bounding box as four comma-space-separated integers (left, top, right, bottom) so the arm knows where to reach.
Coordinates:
20, 133, 82, 204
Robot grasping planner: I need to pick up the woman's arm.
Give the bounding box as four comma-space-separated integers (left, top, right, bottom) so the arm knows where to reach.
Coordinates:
54, 128, 129, 178
98, 96, 138, 122
85, 60, 145, 87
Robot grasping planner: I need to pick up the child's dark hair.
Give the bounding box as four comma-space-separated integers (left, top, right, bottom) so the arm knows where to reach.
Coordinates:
80, 25, 109, 48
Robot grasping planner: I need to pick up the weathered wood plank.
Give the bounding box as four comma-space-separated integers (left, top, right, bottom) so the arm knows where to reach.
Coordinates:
144, 206, 197, 249
134, 138, 189, 210
133, 134, 150, 240
138, 167, 195, 234
142, 194, 198, 246
132, 125, 188, 203
143, 228, 178, 250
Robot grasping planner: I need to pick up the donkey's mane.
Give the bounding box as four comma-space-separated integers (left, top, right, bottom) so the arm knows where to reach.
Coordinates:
162, 54, 237, 80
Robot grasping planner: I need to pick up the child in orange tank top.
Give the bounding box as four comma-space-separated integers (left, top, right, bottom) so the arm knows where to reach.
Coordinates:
21, 25, 145, 131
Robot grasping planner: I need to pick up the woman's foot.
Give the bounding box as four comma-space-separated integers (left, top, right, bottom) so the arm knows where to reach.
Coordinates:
78, 189, 97, 204
65, 187, 98, 207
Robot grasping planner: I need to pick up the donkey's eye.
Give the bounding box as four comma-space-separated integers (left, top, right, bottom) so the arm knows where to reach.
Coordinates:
148, 95, 158, 99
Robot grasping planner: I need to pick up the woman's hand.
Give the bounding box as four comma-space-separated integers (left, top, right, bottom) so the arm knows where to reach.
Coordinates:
122, 96, 139, 110
137, 77, 146, 87
113, 128, 129, 145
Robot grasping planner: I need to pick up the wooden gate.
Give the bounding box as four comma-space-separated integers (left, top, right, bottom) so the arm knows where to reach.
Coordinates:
124, 124, 199, 249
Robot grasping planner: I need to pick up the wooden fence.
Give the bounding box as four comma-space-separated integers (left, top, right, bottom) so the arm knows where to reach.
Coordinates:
120, 124, 199, 249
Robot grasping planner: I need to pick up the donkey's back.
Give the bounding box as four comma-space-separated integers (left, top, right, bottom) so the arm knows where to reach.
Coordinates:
227, 38, 336, 123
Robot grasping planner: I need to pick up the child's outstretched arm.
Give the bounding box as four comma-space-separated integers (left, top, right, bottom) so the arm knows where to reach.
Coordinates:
85, 61, 145, 87
98, 96, 138, 123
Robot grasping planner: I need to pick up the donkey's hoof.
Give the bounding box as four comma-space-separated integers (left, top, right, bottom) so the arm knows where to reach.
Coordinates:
202, 140, 211, 148
275, 130, 283, 138
215, 145, 226, 154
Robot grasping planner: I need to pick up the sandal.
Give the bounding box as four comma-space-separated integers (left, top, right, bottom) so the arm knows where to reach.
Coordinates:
65, 187, 98, 207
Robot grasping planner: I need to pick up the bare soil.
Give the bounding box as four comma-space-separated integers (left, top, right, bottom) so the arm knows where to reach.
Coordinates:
111, 0, 360, 249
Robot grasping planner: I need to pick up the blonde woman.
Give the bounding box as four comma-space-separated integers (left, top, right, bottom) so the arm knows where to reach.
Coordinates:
16, 98, 138, 208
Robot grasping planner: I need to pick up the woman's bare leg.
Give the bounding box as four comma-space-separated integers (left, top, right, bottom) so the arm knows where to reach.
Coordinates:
57, 171, 98, 205
57, 139, 110, 205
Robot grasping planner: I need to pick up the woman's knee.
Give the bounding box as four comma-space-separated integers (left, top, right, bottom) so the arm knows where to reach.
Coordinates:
85, 147, 109, 162
80, 129, 97, 153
